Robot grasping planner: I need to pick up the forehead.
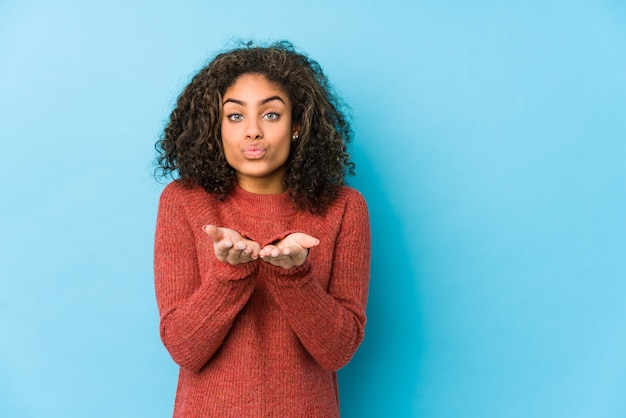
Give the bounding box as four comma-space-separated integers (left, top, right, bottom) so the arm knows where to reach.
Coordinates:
223, 73, 289, 102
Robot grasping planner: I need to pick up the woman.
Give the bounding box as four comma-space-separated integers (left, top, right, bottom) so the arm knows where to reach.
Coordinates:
154, 41, 370, 417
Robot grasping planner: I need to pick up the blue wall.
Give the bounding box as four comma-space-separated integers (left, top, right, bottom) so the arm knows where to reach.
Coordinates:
1, 1, 625, 417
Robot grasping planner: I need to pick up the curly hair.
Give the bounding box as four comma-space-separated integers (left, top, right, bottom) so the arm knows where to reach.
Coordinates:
155, 40, 355, 212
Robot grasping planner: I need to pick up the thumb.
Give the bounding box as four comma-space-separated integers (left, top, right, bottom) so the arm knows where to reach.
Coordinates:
202, 225, 223, 242
297, 234, 320, 249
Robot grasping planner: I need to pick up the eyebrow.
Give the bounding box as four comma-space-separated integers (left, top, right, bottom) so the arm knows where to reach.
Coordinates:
222, 95, 286, 106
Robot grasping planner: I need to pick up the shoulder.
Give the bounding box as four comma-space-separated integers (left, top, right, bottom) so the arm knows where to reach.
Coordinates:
323, 186, 369, 220
159, 180, 206, 202
157, 181, 215, 215
324, 186, 370, 238
335, 186, 368, 210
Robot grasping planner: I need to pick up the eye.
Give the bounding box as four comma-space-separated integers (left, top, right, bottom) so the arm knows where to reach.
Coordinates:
263, 112, 280, 121
227, 113, 243, 121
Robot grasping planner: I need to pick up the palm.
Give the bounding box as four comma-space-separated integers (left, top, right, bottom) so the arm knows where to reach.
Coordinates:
260, 233, 320, 269
203, 225, 260, 265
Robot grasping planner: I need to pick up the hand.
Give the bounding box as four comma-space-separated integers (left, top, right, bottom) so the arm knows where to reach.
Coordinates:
259, 233, 320, 269
202, 225, 260, 265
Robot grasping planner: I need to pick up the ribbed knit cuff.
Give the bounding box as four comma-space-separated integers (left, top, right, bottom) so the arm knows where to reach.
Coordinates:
261, 260, 311, 287
212, 259, 257, 283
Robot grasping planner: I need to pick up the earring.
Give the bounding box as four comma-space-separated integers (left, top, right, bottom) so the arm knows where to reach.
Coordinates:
292, 133, 299, 140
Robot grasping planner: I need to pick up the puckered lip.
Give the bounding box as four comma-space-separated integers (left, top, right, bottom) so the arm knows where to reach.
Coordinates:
242, 144, 266, 159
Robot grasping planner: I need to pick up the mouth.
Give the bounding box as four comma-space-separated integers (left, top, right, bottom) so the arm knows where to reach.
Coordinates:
242, 145, 266, 159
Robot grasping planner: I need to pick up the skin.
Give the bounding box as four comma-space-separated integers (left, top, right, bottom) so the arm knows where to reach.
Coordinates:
220, 73, 294, 195
203, 73, 319, 269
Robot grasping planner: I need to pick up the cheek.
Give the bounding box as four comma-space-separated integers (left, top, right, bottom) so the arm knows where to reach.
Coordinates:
219, 139, 237, 166
221, 142, 238, 165
220, 121, 231, 143
220, 125, 237, 152
277, 138, 292, 159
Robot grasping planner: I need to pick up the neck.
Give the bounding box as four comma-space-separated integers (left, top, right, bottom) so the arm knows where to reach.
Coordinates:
236, 173, 286, 195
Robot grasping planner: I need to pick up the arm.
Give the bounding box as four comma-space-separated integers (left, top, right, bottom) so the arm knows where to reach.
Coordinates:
263, 191, 371, 371
154, 184, 257, 372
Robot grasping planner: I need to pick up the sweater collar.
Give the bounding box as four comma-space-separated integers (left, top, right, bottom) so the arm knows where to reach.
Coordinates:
227, 184, 297, 217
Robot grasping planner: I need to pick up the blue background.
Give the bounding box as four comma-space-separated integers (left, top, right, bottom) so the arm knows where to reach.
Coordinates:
1, 1, 625, 417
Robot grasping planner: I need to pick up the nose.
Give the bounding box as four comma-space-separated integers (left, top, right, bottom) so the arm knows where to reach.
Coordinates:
245, 119, 263, 140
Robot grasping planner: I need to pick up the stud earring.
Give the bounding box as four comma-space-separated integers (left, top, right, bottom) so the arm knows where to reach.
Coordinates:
292, 133, 299, 140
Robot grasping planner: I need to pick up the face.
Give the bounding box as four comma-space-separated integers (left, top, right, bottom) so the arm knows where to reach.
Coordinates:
221, 73, 298, 194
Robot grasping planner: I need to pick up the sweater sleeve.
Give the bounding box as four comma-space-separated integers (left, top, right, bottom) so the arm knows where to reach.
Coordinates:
263, 190, 371, 371
154, 183, 257, 373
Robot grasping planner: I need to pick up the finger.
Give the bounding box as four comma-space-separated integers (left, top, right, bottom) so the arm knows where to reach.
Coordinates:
224, 247, 244, 263
260, 254, 286, 265
215, 240, 234, 258
234, 241, 247, 251
214, 232, 234, 255
247, 243, 260, 259
279, 245, 303, 257
231, 243, 248, 259
231, 241, 252, 256
259, 245, 276, 258
238, 244, 257, 260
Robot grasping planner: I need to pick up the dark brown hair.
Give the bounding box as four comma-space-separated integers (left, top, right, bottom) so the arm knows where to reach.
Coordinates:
155, 40, 354, 212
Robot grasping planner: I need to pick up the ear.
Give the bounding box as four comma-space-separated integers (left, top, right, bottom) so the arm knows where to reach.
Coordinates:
291, 123, 301, 141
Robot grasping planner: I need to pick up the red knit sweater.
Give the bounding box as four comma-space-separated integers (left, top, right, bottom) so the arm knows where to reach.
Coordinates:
154, 181, 370, 417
